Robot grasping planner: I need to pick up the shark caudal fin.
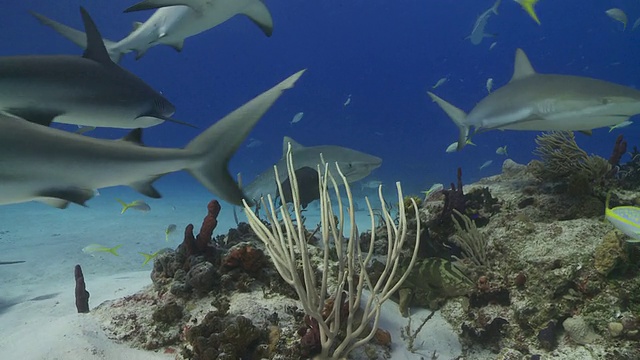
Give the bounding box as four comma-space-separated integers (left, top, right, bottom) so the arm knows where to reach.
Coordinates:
185, 70, 305, 206
427, 92, 470, 151
30, 11, 125, 63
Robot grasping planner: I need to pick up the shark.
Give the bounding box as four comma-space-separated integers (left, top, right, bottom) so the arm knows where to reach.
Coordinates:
0, 69, 304, 208
3, 7, 183, 129
32, 0, 273, 63
243, 137, 382, 204
468, 0, 501, 45
428, 48, 640, 151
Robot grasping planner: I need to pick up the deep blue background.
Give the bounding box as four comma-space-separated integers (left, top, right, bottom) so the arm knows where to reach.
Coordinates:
3, 0, 640, 198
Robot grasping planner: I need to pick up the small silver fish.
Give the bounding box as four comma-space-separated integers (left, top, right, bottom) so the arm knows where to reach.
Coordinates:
486, 78, 494, 93
496, 145, 508, 156
246, 138, 263, 148
633, 17, 640, 31
489, 41, 497, 50
344, 94, 352, 106
609, 120, 633, 132
290, 112, 304, 124
479, 160, 493, 170
432, 77, 448, 89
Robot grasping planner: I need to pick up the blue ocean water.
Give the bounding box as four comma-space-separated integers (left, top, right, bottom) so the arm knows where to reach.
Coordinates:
2, 0, 640, 202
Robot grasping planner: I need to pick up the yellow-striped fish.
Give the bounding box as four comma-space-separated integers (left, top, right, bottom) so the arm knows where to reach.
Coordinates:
82, 244, 122, 256
116, 199, 151, 214
139, 248, 171, 266
514, 0, 541, 25
605, 192, 640, 242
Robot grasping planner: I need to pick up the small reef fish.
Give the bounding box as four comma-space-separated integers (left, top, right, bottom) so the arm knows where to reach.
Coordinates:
633, 17, 640, 31
82, 244, 122, 256
290, 112, 304, 124
468, 0, 501, 45
606, 8, 628, 30
432, 77, 449, 89
422, 183, 444, 200
514, 0, 541, 25
496, 145, 508, 155
609, 120, 633, 132
165, 224, 177, 242
117, 199, 151, 214
344, 94, 352, 106
486, 78, 494, 93
139, 248, 171, 266
479, 160, 493, 170
489, 41, 497, 50
446, 139, 476, 153
605, 192, 640, 242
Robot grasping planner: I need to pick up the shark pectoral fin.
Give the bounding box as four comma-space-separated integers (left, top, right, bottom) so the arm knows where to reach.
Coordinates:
124, 0, 203, 13
427, 92, 469, 151
242, 0, 274, 37
129, 176, 163, 198
185, 70, 305, 205
282, 136, 304, 156
36, 187, 96, 208
167, 40, 185, 52
4, 108, 63, 126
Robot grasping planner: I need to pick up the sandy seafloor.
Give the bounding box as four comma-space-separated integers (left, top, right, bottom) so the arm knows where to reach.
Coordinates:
0, 173, 464, 359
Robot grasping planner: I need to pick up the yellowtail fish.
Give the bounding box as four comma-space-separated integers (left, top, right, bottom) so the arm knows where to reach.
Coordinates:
165, 224, 177, 242
479, 160, 493, 170
605, 192, 640, 242
117, 199, 151, 214
422, 183, 444, 200
514, 0, 541, 25
609, 120, 633, 132
446, 139, 476, 153
496, 145, 508, 155
139, 248, 171, 266
82, 244, 122, 256
606, 8, 628, 30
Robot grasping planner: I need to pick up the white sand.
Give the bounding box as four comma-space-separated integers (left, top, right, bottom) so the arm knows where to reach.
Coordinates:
0, 183, 462, 359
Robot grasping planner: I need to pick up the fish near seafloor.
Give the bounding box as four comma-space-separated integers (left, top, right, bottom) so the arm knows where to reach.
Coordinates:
0, 70, 305, 208
468, 0, 501, 45
428, 48, 640, 151
83, 244, 123, 256
32, 0, 273, 63
605, 192, 640, 243
6, 8, 180, 130
117, 199, 151, 213
243, 136, 382, 205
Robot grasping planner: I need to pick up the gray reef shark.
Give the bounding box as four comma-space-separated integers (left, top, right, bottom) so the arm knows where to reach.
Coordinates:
3, 8, 181, 129
243, 137, 382, 204
0, 69, 304, 208
468, 0, 501, 45
32, 0, 273, 62
428, 48, 640, 150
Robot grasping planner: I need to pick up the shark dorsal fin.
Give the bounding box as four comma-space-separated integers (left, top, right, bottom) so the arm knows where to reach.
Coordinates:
79, 7, 113, 66
509, 48, 536, 83
282, 136, 304, 156
132, 21, 143, 32
121, 129, 144, 145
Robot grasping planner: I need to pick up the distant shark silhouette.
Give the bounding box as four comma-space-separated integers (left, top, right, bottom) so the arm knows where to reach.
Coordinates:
32, 0, 273, 62
0, 261, 26, 265
0, 68, 305, 208
428, 48, 640, 150
2, 8, 183, 129
243, 137, 382, 204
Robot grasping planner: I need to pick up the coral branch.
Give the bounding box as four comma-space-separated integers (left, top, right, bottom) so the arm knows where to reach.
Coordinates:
74, 264, 90, 313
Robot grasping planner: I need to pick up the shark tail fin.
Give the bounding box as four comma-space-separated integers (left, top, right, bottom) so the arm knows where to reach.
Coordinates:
492, 0, 502, 15
109, 244, 123, 256
427, 92, 469, 151
30, 11, 124, 63
185, 70, 305, 206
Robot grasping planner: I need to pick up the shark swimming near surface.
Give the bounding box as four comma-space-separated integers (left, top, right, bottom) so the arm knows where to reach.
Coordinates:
32, 0, 273, 63
468, 0, 501, 45
0, 69, 305, 208
2, 7, 183, 129
428, 48, 640, 151
243, 137, 382, 204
